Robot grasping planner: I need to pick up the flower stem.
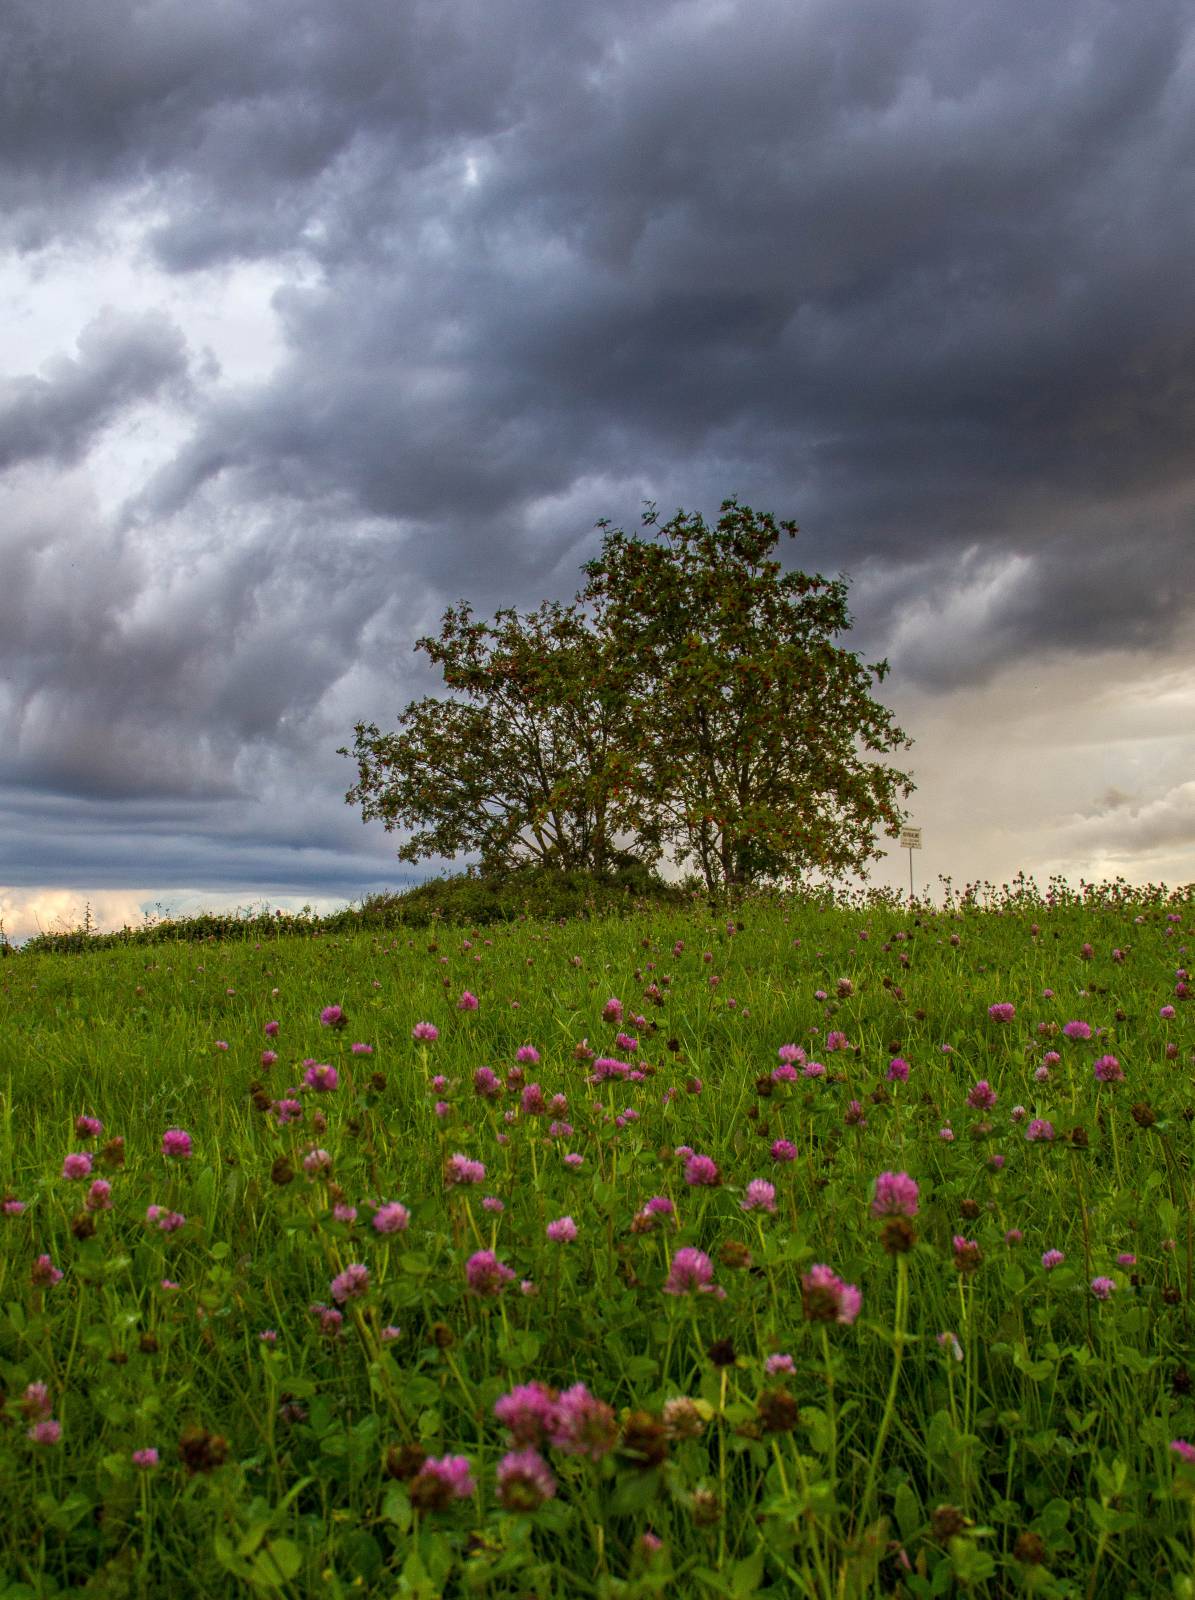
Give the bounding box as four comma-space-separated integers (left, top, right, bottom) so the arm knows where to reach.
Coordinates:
819, 1326, 839, 1519
858, 1251, 908, 1529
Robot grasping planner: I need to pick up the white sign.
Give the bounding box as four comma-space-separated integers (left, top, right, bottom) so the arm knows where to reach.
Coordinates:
899, 827, 922, 850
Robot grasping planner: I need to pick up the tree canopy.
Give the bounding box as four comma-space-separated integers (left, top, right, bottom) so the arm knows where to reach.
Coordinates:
342, 497, 914, 897
340, 597, 660, 878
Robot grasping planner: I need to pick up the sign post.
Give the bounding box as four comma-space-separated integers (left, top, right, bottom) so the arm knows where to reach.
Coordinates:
899, 826, 922, 903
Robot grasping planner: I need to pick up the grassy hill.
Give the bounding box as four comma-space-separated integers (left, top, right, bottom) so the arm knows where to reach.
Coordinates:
0, 878, 1191, 1595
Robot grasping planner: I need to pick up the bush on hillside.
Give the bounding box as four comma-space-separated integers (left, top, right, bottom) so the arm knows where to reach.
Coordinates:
327, 861, 690, 932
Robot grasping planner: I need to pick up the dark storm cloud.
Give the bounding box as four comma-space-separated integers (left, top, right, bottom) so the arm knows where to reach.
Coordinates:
0, 781, 405, 896
2, 0, 1194, 897
0, 0, 638, 255
0, 467, 435, 804
113, 0, 1195, 628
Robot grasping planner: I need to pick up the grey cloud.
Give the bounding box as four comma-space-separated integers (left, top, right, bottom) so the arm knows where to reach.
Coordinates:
0, 461, 435, 814
1098, 788, 1137, 813
1054, 781, 1195, 858
0, 782, 405, 894
0, 310, 190, 470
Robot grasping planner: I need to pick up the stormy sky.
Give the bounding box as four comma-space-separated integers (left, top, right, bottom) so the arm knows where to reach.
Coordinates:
3, 0, 1194, 940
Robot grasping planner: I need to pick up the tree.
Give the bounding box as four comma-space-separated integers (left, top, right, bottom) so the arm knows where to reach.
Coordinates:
340, 596, 661, 877
343, 495, 914, 899
577, 497, 914, 898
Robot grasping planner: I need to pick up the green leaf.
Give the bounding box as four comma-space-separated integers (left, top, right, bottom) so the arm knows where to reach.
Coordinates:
623, 1354, 659, 1382
213, 1535, 239, 1575
237, 1521, 269, 1558
610, 1470, 661, 1514
731, 1547, 765, 1596
341, 1531, 383, 1582
948, 1537, 995, 1585
930, 1554, 956, 1595
693, 1567, 731, 1597
893, 1479, 922, 1542
249, 1539, 303, 1588
1012, 1343, 1055, 1382
383, 1484, 412, 1533
802, 1406, 833, 1455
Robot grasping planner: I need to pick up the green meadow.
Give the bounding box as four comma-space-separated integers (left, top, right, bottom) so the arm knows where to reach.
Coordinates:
1, 879, 1192, 1598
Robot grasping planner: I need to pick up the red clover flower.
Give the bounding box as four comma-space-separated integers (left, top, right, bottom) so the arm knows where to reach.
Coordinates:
872, 1171, 920, 1218
411, 1454, 476, 1505
371, 1201, 410, 1234
662, 1247, 722, 1297
473, 1067, 501, 1098
465, 1250, 515, 1296
548, 1384, 618, 1460
31, 1255, 63, 1287
684, 1153, 720, 1187
801, 1264, 862, 1324
330, 1263, 370, 1303
303, 1062, 338, 1091
445, 1153, 486, 1186
952, 1236, 982, 1274
494, 1383, 559, 1445
496, 1448, 557, 1511
740, 1179, 777, 1214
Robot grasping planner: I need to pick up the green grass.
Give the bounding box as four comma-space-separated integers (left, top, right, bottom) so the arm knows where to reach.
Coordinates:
0, 879, 1193, 1597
